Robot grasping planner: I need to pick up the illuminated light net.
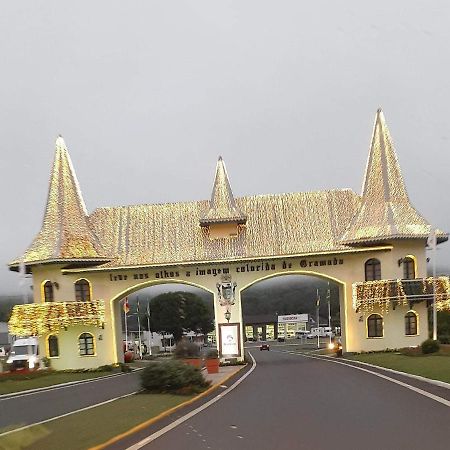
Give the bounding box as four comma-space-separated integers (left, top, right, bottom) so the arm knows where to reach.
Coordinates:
8, 300, 105, 337
353, 277, 450, 313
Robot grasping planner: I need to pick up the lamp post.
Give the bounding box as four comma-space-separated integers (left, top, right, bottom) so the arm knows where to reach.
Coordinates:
224, 309, 231, 323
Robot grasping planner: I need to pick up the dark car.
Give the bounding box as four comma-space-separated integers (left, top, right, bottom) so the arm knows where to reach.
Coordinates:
260, 342, 270, 351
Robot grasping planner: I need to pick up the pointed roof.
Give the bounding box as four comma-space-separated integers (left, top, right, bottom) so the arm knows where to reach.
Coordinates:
200, 156, 247, 225
341, 109, 444, 244
10, 136, 108, 268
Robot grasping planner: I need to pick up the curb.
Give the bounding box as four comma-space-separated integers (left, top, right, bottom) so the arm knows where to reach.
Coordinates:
89, 364, 248, 450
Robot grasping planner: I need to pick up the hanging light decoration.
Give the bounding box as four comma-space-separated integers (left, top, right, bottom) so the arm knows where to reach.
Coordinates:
353, 277, 450, 314
8, 300, 105, 337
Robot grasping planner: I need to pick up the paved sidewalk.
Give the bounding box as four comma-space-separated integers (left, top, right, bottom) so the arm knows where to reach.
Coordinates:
203, 365, 244, 387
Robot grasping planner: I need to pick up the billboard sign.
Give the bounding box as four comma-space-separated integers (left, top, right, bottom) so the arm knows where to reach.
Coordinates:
277, 314, 308, 323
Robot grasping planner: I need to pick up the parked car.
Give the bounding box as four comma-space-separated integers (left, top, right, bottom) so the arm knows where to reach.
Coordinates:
260, 342, 270, 351
295, 330, 311, 339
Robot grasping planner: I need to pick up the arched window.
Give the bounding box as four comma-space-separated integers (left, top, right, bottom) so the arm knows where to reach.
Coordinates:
403, 257, 415, 280
48, 335, 59, 357
79, 333, 95, 356
367, 314, 383, 338
405, 311, 418, 335
365, 259, 381, 281
43, 281, 54, 302
75, 279, 91, 302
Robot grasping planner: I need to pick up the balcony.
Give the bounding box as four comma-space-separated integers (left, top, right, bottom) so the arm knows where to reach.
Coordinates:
8, 300, 105, 337
353, 277, 450, 313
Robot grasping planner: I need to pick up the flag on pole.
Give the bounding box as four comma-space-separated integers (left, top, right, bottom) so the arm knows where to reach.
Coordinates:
136, 296, 143, 358
123, 297, 130, 314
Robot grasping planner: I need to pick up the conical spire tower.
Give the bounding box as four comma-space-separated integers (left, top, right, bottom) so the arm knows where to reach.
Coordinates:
11, 136, 107, 266
341, 109, 432, 244
200, 156, 246, 225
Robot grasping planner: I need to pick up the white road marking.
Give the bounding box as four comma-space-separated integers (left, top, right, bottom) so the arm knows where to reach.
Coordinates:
0, 391, 139, 438
126, 354, 257, 450
278, 350, 450, 408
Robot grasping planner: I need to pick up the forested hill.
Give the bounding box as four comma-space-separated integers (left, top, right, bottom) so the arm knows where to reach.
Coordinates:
241, 276, 341, 323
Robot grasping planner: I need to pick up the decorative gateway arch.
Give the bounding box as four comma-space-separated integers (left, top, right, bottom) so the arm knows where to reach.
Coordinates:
8, 109, 450, 370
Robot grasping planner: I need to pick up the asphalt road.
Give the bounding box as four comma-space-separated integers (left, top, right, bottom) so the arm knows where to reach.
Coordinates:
124, 349, 450, 450
0, 371, 142, 430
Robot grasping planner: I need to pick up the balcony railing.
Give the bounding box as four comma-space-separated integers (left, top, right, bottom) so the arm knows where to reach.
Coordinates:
353, 277, 450, 313
8, 300, 105, 337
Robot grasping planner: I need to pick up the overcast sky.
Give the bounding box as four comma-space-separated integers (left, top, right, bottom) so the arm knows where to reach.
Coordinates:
1, 1, 449, 294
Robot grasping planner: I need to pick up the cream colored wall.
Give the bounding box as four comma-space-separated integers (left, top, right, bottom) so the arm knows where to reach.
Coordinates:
28, 239, 430, 369
41, 325, 112, 370
339, 239, 428, 352
346, 302, 428, 352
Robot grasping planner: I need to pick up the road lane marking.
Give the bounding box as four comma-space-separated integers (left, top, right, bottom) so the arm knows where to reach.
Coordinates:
0, 391, 139, 438
277, 350, 450, 408
125, 353, 257, 450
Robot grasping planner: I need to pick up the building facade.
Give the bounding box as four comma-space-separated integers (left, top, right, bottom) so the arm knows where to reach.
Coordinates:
8, 110, 450, 369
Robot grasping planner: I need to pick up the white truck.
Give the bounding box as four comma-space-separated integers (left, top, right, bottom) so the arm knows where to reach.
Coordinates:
6, 337, 40, 370
306, 327, 334, 339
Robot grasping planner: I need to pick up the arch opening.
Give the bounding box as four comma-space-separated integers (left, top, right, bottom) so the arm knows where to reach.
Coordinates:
240, 272, 344, 349
111, 281, 215, 363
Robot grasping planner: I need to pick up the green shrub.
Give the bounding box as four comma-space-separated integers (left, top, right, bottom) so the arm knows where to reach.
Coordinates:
119, 363, 133, 373
41, 357, 51, 368
140, 360, 209, 394
421, 339, 440, 354
173, 340, 200, 359
220, 358, 246, 366
438, 335, 450, 345
206, 348, 218, 359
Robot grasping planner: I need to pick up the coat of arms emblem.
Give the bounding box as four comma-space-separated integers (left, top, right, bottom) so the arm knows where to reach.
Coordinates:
216, 275, 237, 306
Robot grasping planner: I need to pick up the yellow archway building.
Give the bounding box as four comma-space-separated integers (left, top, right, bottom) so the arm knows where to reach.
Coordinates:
8, 110, 450, 369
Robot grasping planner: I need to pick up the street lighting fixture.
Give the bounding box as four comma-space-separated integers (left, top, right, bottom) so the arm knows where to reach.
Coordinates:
224, 309, 231, 323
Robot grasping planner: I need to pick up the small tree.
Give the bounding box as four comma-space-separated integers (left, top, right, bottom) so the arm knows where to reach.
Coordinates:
183, 293, 214, 338
150, 292, 214, 343
150, 293, 185, 342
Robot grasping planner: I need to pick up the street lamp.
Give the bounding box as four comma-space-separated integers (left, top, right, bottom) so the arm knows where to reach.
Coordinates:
224, 309, 231, 323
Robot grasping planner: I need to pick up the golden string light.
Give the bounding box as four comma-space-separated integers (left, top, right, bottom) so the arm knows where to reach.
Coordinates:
353, 277, 450, 313
8, 300, 105, 337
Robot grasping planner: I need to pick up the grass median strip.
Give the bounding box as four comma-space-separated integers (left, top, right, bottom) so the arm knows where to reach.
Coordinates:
0, 371, 120, 396
346, 352, 450, 384
0, 392, 194, 450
